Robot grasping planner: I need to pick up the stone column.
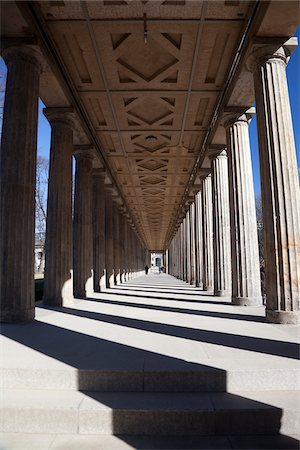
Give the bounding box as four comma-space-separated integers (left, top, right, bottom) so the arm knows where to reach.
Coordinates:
186, 211, 191, 283
105, 191, 114, 287
181, 219, 185, 280
127, 225, 132, 278
202, 175, 214, 291
166, 249, 169, 274
195, 191, 203, 288
127, 222, 132, 279
224, 108, 262, 306
190, 201, 196, 285
113, 201, 120, 284
73, 149, 94, 298
119, 210, 125, 283
93, 170, 106, 292
248, 38, 300, 323
177, 230, 181, 279
0, 44, 43, 322
210, 150, 231, 296
43, 108, 75, 306
124, 219, 130, 280
181, 221, 185, 280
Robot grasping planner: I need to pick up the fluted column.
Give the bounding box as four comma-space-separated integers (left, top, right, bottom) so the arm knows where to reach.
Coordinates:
43, 108, 75, 306
182, 220, 186, 281
0, 45, 43, 322
248, 38, 300, 323
195, 191, 203, 288
128, 226, 133, 278
113, 201, 120, 284
177, 227, 180, 278
119, 211, 125, 283
124, 219, 129, 281
190, 202, 196, 285
93, 171, 106, 292
210, 150, 231, 296
224, 108, 262, 306
73, 149, 94, 298
202, 175, 214, 291
186, 210, 191, 283
181, 219, 185, 280
105, 191, 114, 287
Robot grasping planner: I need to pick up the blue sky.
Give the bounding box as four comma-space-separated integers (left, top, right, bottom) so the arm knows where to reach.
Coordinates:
249, 27, 300, 194
1, 27, 299, 196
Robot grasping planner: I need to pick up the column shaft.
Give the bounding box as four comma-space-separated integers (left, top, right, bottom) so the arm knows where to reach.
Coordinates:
195, 191, 203, 288
202, 175, 214, 291
250, 42, 300, 323
211, 151, 231, 296
43, 110, 74, 306
105, 192, 114, 287
73, 152, 94, 298
119, 213, 125, 282
93, 173, 105, 292
226, 112, 261, 306
190, 203, 196, 285
113, 202, 120, 284
0, 46, 42, 322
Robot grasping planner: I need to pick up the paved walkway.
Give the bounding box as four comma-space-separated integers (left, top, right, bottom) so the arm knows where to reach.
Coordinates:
1, 274, 299, 449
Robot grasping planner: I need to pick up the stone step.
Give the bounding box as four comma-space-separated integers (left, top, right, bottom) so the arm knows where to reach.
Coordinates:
1, 389, 299, 436
1, 432, 299, 450
1, 364, 299, 392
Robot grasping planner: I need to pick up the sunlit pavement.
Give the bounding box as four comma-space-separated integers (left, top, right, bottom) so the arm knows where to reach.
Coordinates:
1, 274, 299, 449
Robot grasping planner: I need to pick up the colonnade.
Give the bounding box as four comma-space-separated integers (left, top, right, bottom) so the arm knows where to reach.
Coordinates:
0, 38, 299, 325
168, 40, 300, 324
0, 43, 147, 322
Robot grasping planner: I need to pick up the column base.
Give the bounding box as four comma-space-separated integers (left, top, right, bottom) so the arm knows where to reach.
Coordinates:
266, 309, 300, 324
0, 306, 35, 323
203, 286, 213, 292
73, 293, 87, 300
43, 296, 62, 307
232, 296, 262, 306
214, 289, 231, 296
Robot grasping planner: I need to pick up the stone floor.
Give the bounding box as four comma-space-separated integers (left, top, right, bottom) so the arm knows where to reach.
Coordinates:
0, 274, 299, 449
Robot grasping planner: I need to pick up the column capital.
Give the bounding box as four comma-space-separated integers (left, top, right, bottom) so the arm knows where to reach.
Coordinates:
92, 168, 106, 179
119, 205, 128, 215
74, 145, 96, 160
112, 195, 122, 206
247, 37, 298, 73
223, 106, 255, 128
207, 145, 227, 160
197, 168, 211, 180
1, 39, 47, 73
189, 184, 202, 195
105, 184, 118, 197
44, 107, 77, 129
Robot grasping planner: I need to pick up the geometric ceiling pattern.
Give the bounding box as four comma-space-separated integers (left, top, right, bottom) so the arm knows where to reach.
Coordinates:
38, 0, 252, 250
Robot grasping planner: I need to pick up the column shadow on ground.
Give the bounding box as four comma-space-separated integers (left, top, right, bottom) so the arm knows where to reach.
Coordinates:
2, 318, 298, 450
104, 288, 231, 306
111, 285, 217, 297
88, 297, 265, 323
40, 305, 298, 359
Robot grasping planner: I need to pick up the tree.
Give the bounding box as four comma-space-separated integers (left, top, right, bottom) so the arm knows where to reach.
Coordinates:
0, 68, 7, 132
35, 155, 49, 272
255, 193, 265, 302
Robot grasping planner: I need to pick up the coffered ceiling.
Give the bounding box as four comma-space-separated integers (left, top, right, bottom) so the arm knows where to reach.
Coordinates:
4, 1, 298, 251
32, 0, 252, 250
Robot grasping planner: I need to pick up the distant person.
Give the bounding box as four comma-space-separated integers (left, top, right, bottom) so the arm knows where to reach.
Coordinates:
145, 265, 149, 275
